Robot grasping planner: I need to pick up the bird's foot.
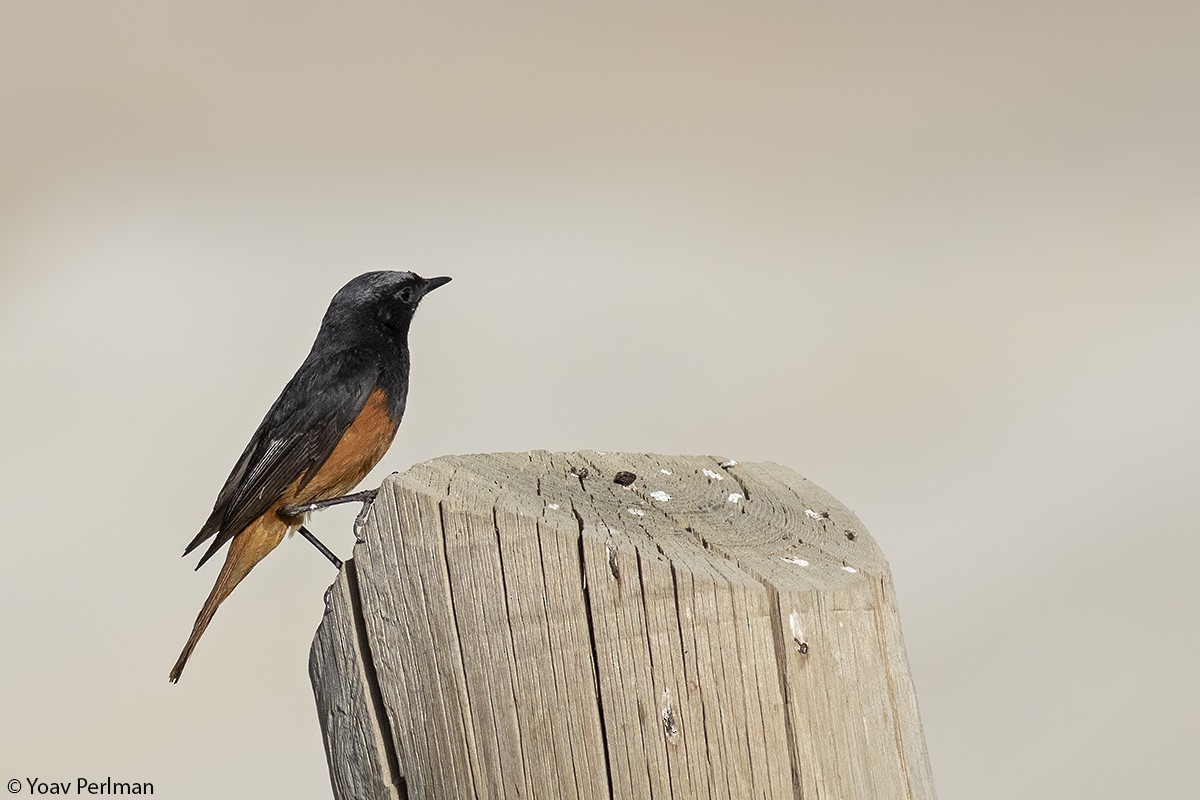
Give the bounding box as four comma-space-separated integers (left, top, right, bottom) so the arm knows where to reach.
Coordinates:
352, 490, 378, 544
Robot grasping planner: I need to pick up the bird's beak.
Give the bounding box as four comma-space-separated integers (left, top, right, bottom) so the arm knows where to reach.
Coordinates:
421, 275, 452, 294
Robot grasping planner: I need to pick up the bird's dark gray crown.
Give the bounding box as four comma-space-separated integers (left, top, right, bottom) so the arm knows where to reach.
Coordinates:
330, 271, 423, 309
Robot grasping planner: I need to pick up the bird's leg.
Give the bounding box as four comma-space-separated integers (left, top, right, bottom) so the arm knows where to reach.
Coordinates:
297, 525, 342, 570
279, 488, 379, 518
280, 488, 380, 547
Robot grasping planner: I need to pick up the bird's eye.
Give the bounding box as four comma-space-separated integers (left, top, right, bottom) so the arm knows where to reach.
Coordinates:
397, 287, 415, 303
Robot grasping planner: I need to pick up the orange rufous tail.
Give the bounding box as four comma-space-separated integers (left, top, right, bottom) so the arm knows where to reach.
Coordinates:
169, 510, 289, 682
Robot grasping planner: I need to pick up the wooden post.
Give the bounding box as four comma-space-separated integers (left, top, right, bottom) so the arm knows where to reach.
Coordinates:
310, 451, 935, 799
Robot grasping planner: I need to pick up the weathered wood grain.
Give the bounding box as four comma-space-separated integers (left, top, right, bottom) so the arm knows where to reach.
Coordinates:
310, 451, 935, 799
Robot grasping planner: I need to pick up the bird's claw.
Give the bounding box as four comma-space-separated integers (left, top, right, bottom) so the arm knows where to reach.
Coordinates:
353, 491, 378, 543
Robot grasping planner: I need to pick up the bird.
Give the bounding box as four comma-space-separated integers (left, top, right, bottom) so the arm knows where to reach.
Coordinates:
169, 270, 450, 683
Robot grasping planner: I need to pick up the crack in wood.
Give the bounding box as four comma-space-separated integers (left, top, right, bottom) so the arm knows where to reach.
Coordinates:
346, 559, 408, 799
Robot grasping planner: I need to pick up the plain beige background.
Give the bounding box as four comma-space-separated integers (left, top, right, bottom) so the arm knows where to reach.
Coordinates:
2, 4, 1197, 798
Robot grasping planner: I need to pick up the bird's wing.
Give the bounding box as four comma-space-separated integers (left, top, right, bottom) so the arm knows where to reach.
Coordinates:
183, 350, 379, 569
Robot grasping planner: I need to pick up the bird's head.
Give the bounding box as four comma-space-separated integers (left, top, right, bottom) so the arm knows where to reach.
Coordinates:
320, 270, 452, 344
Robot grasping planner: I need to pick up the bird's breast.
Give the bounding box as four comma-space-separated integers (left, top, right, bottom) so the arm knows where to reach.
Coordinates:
289, 387, 399, 505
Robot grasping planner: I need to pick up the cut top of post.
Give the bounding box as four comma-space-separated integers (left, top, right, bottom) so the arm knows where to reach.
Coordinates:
401, 450, 886, 593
